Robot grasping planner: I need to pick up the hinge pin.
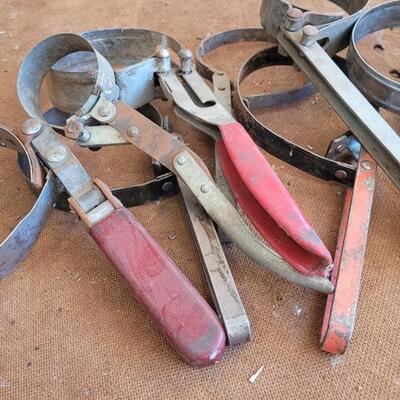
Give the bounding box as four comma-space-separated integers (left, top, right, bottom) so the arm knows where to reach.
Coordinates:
21, 119, 42, 136
176, 155, 186, 165
45, 146, 67, 163
127, 126, 139, 137
301, 25, 319, 47
179, 49, 193, 74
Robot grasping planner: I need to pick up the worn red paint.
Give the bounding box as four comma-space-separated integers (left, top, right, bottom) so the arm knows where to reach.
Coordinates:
321, 150, 376, 355
89, 207, 226, 366
218, 122, 332, 276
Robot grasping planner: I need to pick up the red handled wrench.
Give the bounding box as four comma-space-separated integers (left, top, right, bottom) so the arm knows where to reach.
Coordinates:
158, 55, 332, 277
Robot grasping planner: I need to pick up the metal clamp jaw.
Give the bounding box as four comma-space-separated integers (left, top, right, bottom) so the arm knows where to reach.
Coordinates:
17, 34, 230, 367
260, 0, 400, 190
17, 30, 251, 346
156, 47, 336, 279
29, 33, 333, 293
261, 0, 370, 55
347, 1, 400, 113
193, 21, 378, 355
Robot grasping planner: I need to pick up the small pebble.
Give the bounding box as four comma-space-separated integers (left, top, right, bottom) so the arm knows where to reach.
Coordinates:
249, 365, 264, 384
292, 304, 304, 317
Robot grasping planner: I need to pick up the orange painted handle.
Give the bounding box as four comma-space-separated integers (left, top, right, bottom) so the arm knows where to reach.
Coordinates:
89, 207, 226, 366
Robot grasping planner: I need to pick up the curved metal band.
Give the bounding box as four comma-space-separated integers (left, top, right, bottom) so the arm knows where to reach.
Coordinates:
17, 33, 119, 123
347, 1, 400, 113
18, 32, 180, 212
52, 103, 179, 211
19, 31, 334, 292
47, 28, 182, 115
30, 103, 179, 211
233, 46, 356, 185
195, 29, 356, 185
0, 124, 57, 278
195, 28, 316, 110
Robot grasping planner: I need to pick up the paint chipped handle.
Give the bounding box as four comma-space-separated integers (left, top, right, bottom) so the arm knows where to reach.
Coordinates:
218, 121, 332, 273
88, 207, 226, 366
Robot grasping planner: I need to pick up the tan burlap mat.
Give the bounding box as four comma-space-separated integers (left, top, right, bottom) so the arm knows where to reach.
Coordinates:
0, 0, 399, 398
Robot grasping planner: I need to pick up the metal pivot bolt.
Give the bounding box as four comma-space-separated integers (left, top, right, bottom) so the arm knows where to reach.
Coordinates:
301, 25, 319, 47
285, 7, 304, 31
200, 184, 209, 193
95, 102, 116, 123
21, 119, 42, 136
179, 49, 193, 74
334, 170, 348, 180
361, 160, 373, 170
45, 146, 67, 163
98, 105, 112, 118
162, 181, 174, 192
176, 155, 186, 165
127, 126, 139, 137
156, 45, 171, 73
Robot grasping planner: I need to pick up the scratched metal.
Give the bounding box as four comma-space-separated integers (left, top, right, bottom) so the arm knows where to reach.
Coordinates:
260, 0, 370, 55
47, 29, 182, 114
347, 1, 400, 113
0, 172, 57, 278
173, 150, 334, 293
194, 28, 355, 184
17, 33, 119, 124
320, 150, 377, 355
100, 101, 333, 292
179, 178, 251, 346
278, 30, 400, 189
233, 46, 356, 185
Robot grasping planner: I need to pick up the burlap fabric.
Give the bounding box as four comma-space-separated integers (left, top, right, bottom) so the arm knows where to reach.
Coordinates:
0, 0, 399, 398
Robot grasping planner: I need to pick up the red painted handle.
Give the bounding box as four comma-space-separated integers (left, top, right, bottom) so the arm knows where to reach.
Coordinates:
218, 122, 332, 276
89, 207, 226, 366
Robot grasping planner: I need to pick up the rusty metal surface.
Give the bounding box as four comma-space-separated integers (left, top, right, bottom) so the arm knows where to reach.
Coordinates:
193, 16, 384, 354
347, 1, 400, 112
278, 29, 400, 189
179, 179, 251, 346
264, 0, 400, 190
260, 0, 370, 55
195, 27, 316, 110
0, 124, 57, 278
194, 28, 356, 184
107, 102, 333, 292
47, 103, 180, 211
47, 28, 182, 114
233, 46, 356, 185
320, 150, 377, 354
